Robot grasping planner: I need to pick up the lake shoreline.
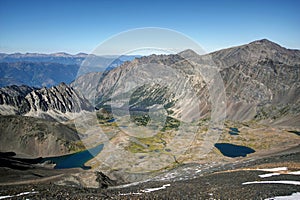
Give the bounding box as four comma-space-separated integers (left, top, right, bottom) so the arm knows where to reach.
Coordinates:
0, 144, 299, 199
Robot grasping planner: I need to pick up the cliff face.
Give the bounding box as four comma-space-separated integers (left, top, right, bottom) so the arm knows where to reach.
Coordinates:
0, 83, 93, 121
0, 85, 35, 115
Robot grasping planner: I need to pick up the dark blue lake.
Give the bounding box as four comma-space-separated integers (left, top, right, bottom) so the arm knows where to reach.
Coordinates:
215, 143, 255, 158
229, 127, 240, 135
288, 130, 300, 136
41, 144, 104, 170
107, 118, 116, 123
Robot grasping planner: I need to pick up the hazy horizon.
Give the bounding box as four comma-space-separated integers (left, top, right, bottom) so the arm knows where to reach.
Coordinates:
0, 0, 299, 54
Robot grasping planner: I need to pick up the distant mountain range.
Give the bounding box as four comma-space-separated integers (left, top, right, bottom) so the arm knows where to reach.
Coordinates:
0, 53, 139, 87
0, 52, 138, 64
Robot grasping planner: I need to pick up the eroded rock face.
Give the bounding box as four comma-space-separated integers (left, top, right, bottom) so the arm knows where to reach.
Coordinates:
0, 85, 34, 115
0, 83, 93, 121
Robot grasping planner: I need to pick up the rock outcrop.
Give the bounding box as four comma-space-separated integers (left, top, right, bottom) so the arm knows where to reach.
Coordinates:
0, 83, 93, 121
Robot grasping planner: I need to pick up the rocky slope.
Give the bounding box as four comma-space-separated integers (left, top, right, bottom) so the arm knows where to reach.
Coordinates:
0, 83, 92, 157
209, 39, 300, 67
71, 72, 102, 104
74, 39, 300, 127
0, 83, 93, 121
0, 115, 84, 157
209, 39, 300, 125
0, 145, 299, 199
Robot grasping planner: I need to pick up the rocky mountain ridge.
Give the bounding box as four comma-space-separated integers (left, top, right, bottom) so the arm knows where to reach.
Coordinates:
0, 83, 93, 121
73, 39, 300, 127
208, 39, 300, 124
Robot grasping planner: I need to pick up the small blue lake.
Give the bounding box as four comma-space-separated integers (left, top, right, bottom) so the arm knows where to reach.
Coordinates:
107, 118, 116, 123
41, 144, 104, 170
215, 143, 255, 158
229, 127, 240, 135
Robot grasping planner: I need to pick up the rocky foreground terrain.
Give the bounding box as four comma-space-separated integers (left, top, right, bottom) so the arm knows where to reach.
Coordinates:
0, 145, 299, 199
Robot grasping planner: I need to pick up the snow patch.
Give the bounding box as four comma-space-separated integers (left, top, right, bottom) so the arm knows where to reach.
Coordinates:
259, 173, 281, 178
257, 168, 300, 178
119, 192, 143, 196
118, 184, 171, 196
257, 167, 287, 172
157, 172, 178, 181
141, 184, 171, 193
0, 196, 11, 200
242, 180, 300, 185
0, 191, 38, 199
288, 171, 300, 175
265, 192, 300, 200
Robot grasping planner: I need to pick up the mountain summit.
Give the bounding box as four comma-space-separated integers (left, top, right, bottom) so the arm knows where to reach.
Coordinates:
210, 39, 300, 67
178, 49, 199, 58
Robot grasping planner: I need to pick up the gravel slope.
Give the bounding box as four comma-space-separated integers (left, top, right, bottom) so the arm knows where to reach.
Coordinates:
0, 146, 299, 199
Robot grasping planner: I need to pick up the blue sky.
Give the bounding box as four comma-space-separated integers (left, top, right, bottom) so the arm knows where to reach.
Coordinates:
0, 0, 299, 54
